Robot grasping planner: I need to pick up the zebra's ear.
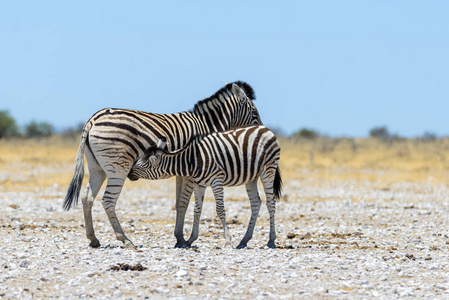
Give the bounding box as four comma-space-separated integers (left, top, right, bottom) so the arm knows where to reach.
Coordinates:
135, 154, 149, 168
157, 137, 167, 149
231, 83, 247, 100
149, 155, 159, 166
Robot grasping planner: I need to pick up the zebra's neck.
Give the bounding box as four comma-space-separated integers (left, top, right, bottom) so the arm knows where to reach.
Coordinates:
164, 108, 229, 151
191, 91, 234, 134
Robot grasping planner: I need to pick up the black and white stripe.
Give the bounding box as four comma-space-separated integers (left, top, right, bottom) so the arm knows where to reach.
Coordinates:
63, 81, 262, 249
129, 125, 282, 249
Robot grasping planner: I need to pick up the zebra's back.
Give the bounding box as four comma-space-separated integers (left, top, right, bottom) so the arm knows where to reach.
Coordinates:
195, 125, 280, 187
89, 108, 197, 155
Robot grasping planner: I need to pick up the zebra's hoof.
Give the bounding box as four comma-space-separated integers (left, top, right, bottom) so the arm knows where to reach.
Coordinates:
236, 244, 247, 249
267, 241, 276, 249
122, 241, 137, 250
175, 241, 190, 248
89, 240, 101, 248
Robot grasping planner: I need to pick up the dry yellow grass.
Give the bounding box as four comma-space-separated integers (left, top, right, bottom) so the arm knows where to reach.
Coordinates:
0, 136, 79, 190
1, 136, 448, 192
279, 137, 449, 184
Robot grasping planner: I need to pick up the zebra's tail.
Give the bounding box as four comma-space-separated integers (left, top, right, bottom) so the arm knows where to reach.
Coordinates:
273, 166, 283, 200
63, 122, 91, 211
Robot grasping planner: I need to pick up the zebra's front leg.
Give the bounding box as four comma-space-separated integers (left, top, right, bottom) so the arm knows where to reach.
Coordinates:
101, 178, 135, 249
211, 181, 232, 247
187, 186, 205, 247
174, 177, 194, 248
237, 179, 262, 249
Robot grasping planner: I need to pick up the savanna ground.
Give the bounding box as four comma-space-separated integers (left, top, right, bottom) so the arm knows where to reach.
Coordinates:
1, 136, 449, 299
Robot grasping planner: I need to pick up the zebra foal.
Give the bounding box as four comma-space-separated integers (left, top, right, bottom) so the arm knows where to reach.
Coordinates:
128, 125, 282, 249
63, 81, 262, 249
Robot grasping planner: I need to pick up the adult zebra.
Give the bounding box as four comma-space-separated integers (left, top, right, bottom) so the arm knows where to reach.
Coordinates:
128, 125, 282, 249
63, 81, 262, 249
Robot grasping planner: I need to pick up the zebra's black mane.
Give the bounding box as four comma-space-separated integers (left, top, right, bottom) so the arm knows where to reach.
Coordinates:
231, 81, 256, 100
190, 81, 255, 113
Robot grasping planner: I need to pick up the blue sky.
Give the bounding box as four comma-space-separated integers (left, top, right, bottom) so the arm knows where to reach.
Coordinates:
1, 1, 448, 137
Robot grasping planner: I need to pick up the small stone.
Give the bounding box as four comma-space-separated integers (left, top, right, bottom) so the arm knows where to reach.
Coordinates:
21, 236, 31, 242
113, 290, 122, 298
175, 270, 188, 277
69, 279, 80, 286
429, 265, 439, 270
19, 259, 30, 268
287, 233, 296, 239
154, 287, 169, 294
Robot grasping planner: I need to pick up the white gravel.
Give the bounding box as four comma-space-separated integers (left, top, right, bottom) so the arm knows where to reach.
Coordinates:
1, 175, 449, 299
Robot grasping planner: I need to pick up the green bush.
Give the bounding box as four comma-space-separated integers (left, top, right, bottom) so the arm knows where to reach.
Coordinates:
24, 121, 54, 138
0, 110, 20, 138
292, 128, 319, 139
369, 126, 390, 139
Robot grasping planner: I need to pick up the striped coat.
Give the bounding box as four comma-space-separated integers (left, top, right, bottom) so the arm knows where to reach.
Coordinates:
63, 82, 262, 249
129, 125, 282, 248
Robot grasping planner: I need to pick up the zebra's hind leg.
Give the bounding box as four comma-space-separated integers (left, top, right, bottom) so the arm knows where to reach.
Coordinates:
211, 181, 232, 247
187, 186, 205, 247
82, 181, 104, 248
174, 177, 194, 248
261, 169, 277, 248
237, 179, 262, 249
101, 177, 136, 249
82, 147, 106, 248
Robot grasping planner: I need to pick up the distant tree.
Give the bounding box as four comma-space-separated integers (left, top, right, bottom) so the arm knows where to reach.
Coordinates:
369, 125, 402, 142
419, 131, 438, 141
292, 128, 319, 139
369, 126, 390, 139
24, 121, 54, 138
61, 123, 84, 139
0, 110, 20, 138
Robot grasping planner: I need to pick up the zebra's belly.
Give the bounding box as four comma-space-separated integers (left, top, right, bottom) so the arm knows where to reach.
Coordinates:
197, 173, 260, 187
222, 174, 259, 187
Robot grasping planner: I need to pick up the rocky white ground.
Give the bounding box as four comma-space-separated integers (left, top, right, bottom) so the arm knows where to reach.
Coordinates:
1, 175, 449, 299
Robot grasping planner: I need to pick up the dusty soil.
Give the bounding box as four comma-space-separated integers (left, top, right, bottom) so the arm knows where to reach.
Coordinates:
1, 171, 449, 299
